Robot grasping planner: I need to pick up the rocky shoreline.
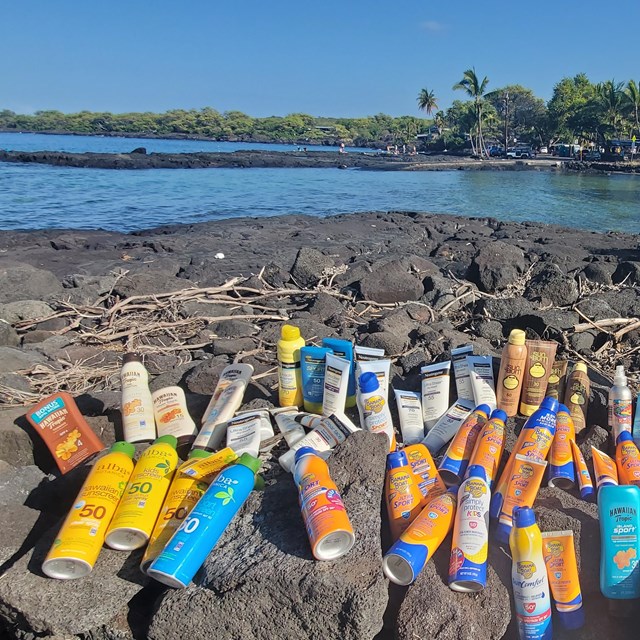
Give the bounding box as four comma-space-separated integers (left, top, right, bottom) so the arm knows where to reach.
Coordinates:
0, 211, 639, 639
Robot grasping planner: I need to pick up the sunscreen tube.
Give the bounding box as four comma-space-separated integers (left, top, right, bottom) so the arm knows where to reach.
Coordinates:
193, 379, 248, 451
547, 406, 576, 489
422, 398, 475, 455
495, 455, 547, 543
322, 353, 350, 417
465, 409, 507, 489
570, 440, 594, 501
451, 344, 474, 401
322, 338, 356, 408
467, 356, 497, 411
355, 345, 385, 361
235, 408, 274, 440
355, 358, 391, 399
178, 447, 238, 480
403, 443, 446, 507
278, 413, 359, 473
520, 340, 557, 416
273, 408, 306, 447
394, 389, 424, 445
420, 361, 452, 431
200, 364, 254, 424
382, 488, 458, 585
615, 431, 640, 487
359, 372, 396, 451
226, 413, 262, 457
542, 530, 585, 630
591, 446, 618, 491
438, 404, 491, 486
300, 346, 333, 414
449, 465, 490, 592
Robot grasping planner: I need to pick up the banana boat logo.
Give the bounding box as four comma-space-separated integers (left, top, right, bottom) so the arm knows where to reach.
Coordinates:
364, 396, 385, 414
464, 478, 488, 499
516, 463, 535, 480
544, 540, 563, 557
517, 560, 536, 579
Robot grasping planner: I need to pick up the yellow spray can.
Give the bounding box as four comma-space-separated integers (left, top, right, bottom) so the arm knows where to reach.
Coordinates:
105, 435, 178, 550
42, 441, 136, 579
140, 449, 211, 573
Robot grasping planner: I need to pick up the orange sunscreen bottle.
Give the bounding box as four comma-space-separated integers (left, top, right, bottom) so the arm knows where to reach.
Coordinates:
466, 409, 507, 488
403, 443, 446, 507
385, 450, 424, 540
547, 405, 576, 489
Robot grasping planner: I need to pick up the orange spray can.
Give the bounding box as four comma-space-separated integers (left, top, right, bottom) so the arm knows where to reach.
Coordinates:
385, 450, 423, 540
466, 409, 507, 488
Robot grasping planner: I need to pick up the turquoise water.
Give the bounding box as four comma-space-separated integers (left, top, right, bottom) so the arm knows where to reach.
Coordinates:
1, 162, 638, 233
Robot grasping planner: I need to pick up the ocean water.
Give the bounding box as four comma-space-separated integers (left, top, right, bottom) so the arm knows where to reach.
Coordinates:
0, 134, 638, 234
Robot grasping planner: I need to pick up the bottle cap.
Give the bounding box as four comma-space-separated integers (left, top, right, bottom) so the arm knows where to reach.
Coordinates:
109, 441, 135, 458
294, 446, 317, 464
466, 465, 487, 482
153, 435, 178, 449
490, 409, 508, 423
616, 431, 633, 444
386, 450, 409, 470
558, 403, 570, 413
513, 506, 536, 528
558, 608, 585, 630
188, 448, 211, 460
508, 329, 526, 346
476, 404, 491, 417
237, 452, 261, 474
281, 324, 301, 341
573, 362, 588, 374
540, 397, 559, 413
359, 372, 380, 394
614, 365, 627, 385
122, 352, 143, 364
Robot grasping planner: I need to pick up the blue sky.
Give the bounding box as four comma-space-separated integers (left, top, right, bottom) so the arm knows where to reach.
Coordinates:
3, 1, 640, 118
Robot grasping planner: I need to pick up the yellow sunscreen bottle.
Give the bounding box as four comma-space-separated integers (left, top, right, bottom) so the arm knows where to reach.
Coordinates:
277, 324, 305, 407
42, 441, 136, 579
140, 449, 211, 573
105, 435, 178, 550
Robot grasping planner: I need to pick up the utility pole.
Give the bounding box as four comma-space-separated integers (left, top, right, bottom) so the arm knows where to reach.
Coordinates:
503, 91, 509, 158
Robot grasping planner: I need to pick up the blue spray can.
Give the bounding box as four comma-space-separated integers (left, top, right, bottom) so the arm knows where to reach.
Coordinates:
147, 453, 261, 588
322, 338, 356, 408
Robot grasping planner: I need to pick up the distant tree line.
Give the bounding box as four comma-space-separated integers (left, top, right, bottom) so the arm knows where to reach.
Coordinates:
1, 72, 639, 152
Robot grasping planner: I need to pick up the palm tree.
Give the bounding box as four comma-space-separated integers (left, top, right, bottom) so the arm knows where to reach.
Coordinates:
597, 80, 625, 139
453, 68, 490, 157
417, 89, 438, 115
624, 80, 640, 137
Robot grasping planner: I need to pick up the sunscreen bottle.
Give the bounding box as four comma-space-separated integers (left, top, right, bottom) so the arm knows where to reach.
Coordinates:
509, 506, 552, 640
42, 442, 135, 579
609, 365, 633, 441
322, 337, 356, 408
300, 346, 333, 414
152, 387, 197, 447
403, 443, 446, 507
294, 447, 355, 560
105, 435, 178, 550
616, 431, 640, 487
277, 324, 305, 407
564, 363, 590, 435
466, 408, 507, 489
120, 353, 156, 443
598, 484, 640, 603
140, 448, 211, 573
147, 453, 261, 588
382, 488, 457, 585
547, 404, 576, 489
385, 450, 423, 540
570, 439, 594, 501
496, 329, 527, 417
358, 372, 396, 451
449, 465, 490, 592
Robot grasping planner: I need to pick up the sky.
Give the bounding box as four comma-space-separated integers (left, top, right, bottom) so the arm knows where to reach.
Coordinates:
3, 0, 640, 119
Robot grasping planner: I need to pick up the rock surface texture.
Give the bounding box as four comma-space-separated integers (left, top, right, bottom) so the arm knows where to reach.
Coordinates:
0, 211, 639, 639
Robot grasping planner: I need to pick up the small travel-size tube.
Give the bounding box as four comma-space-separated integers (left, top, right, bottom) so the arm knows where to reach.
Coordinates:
422, 398, 475, 455
300, 346, 333, 414
451, 344, 474, 401
495, 455, 548, 543
546, 360, 568, 402
633, 394, 640, 448
200, 364, 254, 424
278, 413, 359, 473
615, 431, 640, 487
519, 340, 557, 416
394, 389, 424, 445
420, 361, 452, 431
570, 439, 594, 501
234, 409, 274, 440
466, 356, 497, 411
272, 408, 307, 447
547, 405, 576, 489
178, 447, 238, 480
225, 413, 262, 457
322, 338, 356, 408
322, 353, 351, 417
354, 345, 385, 361
403, 443, 447, 507
541, 530, 585, 630
438, 404, 491, 486
591, 446, 618, 492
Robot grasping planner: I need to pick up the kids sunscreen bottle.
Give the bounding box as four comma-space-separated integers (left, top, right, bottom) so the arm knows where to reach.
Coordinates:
147, 453, 261, 588
294, 447, 355, 560
105, 435, 178, 550
120, 353, 156, 443
140, 448, 211, 573
510, 506, 552, 640
42, 442, 135, 579
277, 324, 305, 407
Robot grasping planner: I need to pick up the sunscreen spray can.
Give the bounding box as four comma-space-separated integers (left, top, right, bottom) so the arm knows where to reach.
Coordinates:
147, 453, 261, 588
105, 435, 178, 550
140, 448, 211, 573
449, 465, 490, 592
42, 442, 135, 579
384, 450, 423, 540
